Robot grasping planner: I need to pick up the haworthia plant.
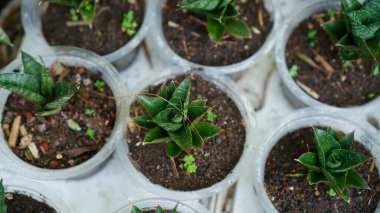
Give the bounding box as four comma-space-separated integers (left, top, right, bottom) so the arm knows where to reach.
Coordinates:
134, 77, 222, 160
0, 52, 79, 116
323, 0, 380, 64
42, 0, 96, 24
0, 180, 6, 213
296, 128, 369, 203
180, 0, 251, 42
131, 205, 177, 213
0, 27, 11, 46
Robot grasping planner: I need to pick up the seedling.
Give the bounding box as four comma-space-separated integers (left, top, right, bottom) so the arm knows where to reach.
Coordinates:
323, 0, 380, 64
307, 29, 318, 47
70, 8, 80, 22
0, 27, 11, 46
134, 77, 222, 170
368, 93, 375, 99
327, 188, 337, 197
122, 11, 138, 37
289, 64, 298, 77
180, 0, 251, 43
94, 80, 105, 90
0, 180, 6, 213
326, 9, 335, 19
206, 110, 217, 122
373, 66, 380, 76
85, 128, 96, 141
0, 52, 78, 116
179, 154, 198, 175
85, 108, 95, 116
131, 205, 177, 213
296, 128, 369, 202
342, 61, 352, 69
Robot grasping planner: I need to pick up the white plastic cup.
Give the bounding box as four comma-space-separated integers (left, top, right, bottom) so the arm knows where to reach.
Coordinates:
117, 66, 256, 200
0, 46, 128, 180
252, 108, 380, 212
275, 0, 380, 117
146, 0, 280, 74
21, 0, 152, 70
2, 178, 71, 213
113, 198, 209, 213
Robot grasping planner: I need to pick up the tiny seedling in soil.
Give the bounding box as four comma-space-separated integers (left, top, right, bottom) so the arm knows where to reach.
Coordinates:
0, 27, 12, 46
180, 0, 251, 43
94, 80, 105, 90
296, 128, 370, 203
307, 29, 318, 47
85, 108, 95, 116
131, 205, 177, 213
134, 77, 222, 175
206, 110, 217, 122
0, 52, 78, 116
327, 188, 337, 197
0, 180, 6, 213
179, 154, 198, 175
122, 11, 138, 36
289, 64, 298, 77
373, 66, 380, 76
342, 61, 352, 69
368, 93, 375, 99
323, 0, 380, 64
86, 127, 96, 141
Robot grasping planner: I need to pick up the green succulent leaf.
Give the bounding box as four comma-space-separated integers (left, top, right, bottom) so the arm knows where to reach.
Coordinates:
41, 68, 54, 97
21, 51, 44, 80
155, 206, 166, 213
314, 128, 341, 168
44, 82, 78, 110
346, 169, 369, 189
322, 168, 347, 195
338, 131, 354, 150
297, 152, 321, 172
187, 105, 208, 122
343, 187, 350, 203
138, 96, 167, 117
191, 122, 222, 148
169, 124, 192, 152
153, 108, 183, 132
181, 0, 220, 11
36, 106, 62, 116
168, 77, 191, 116
307, 170, 326, 185
131, 206, 143, 213
0, 180, 6, 213
327, 127, 340, 141
144, 127, 169, 144
341, 0, 361, 13
134, 116, 156, 130
327, 149, 368, 173
0, 27, 12, 46
166, 141, 182, 157
189, 100, 206, 108
223, 4, 238, 17
225, 19, 251, 38
207, 16, 225, 42
323, 20, 348, 41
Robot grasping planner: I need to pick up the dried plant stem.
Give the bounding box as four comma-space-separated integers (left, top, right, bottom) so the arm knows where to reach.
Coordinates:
8, 115, 21, 148
170, 157, 179, 178
66, 21, 90, 28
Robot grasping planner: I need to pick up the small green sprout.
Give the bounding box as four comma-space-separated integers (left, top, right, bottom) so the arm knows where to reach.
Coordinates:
94, 80, 105, 89
70, 8, 80, 22
327, 188, 337, 197
373, 66, 380, 76
85, 128, 96, 141
368, 93, 375, 99
307, 29, 318, 47
326, 9, 335, 19
296, 128, 369, 203
66, 119, 81, 132
42, 0, 96, 24
289, 64, 299, 77
0, 27, 12, 46
85, 108, 95, 116
131, 205, 177, 213
0, 52, 78, 116
206, 110, 217, 122
122, 11, 138, 37
0, 180, 6, 213
180, 154, 198, 175
342, 61, 352, 69
180, 0, 251, 43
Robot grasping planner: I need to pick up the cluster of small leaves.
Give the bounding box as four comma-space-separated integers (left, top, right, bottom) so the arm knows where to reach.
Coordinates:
42, 0, 96, 24
179, 154, 198, 175
131, 205, 177, 213
0, 27, 11, 46
94, 80, 105, 89
323, 0, 380, 64
0, 52, 78, 116
122, 11, 138, 37
86, 128, 96, 141
296, 128, 369, 202
0, 180, 6, 213
307, 29, 318, 47
134, 77, 222, 159
180, 0, 251, 42
289, 64, 298, 77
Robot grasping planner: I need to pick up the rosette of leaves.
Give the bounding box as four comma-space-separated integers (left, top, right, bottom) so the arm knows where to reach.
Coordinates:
42, 0, 96, 24
131, 205, 177, 213
0, 180, 6, 213
180, 0, 251, 42
0, 52, 78, 116
134, 77, 222, 158
296, 128, 370, 202
323, 0, 380, 64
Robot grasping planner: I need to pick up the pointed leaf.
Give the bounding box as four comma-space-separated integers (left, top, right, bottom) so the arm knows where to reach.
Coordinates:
343, 187, 350, 203
155, 206, 166, 213
131, 206, 143, 213
323, 20, 347, 41
207, 17, 225, 42
187, 106, 208, 122
36, 106, 62, 116
181, 0, 220, 11
189, 100, 206, 108
137, 96, 167, 117
307, 170, 326, 184
21, 52, 44, 79
297, 152, 321, 172
339, 131, 354, 150
166, 141, 182, 157
192, 130, 203, 148
167, 81, 176, 99
0, 27, 11, 46
144, 127, 168, 143
225, 19, 250, 38
193, 122, 222, 141
168, 77, 191, 116
44, 82, 78, 110
346, 169, 369, 189
153, 108, 183, 132
341, 0, 361, 13
327, 127, 340, 141
217, 0, 233, 9
161, 85, 168, 100
223, 4, 238, 17
321, 168, 347, 194
41, 68, 54, 97
134, 116, 156, 130
328, 149, 368, 173
0, 180, 6, 213
169, 125, 192, 152
314, 128, 341, 168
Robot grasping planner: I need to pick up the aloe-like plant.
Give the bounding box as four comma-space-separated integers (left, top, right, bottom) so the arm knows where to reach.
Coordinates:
0, 52, 79, 116
180, 0, 251, 42
0, 27, 11, 46
296, 128, 370, 202
0, 180, 6, 213
134, 77, 222, 161
131, 205, 177, 213
323, 0, 380, 64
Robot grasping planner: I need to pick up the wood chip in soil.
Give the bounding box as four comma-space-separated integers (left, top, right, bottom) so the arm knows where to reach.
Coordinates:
41, 0, 145, 55
5, 193, 56, 213
286, 10, 380, 107
126, 74, 246, 191
264, 127, 380, 213
2, 63, 116, 169
162, 0, 273, 66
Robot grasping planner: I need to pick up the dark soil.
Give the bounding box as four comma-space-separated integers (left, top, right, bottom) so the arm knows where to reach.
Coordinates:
162, 0, 272, 66
264, 127, 380, 213
5, 193, 55, 213
126, 74, 246, 190
2, 62, 116, 169
0, 0, 10, 11
286, 10, 380, 107
0, 3, 24, 69
41, 0, 145, 55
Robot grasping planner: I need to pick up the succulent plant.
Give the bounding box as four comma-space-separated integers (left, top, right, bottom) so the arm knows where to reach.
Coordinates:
134, 77, 222, 159
0, 180, 6, 213
0, 27, 11, 46
180, 0, 251, 42
323, 0, 380, 64
131, 205, 177, 213
0, 52, 79, 116
42, 0, 96, 24
296, 128, 370, 202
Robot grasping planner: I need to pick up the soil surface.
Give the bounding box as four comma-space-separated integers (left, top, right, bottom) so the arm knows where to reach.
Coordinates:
41, 0, 145, 55
162, 0, 272, 66
126, 74, 246, 190
286, 10, 380, 107
5, 193, 55, 213
264, 127, 380, 212
2, 62, 116, 169
0, 0, 10, 11
0, 3, 24, 69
